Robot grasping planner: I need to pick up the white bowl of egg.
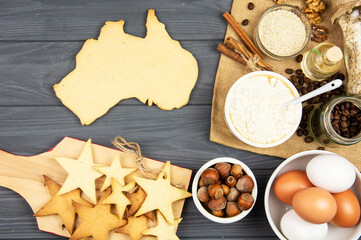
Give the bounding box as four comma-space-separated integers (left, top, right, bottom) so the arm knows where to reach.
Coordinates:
224, 71, 302, 148
265, 150, 361, 240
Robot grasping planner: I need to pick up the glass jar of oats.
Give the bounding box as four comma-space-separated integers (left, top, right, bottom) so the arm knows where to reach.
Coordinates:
332, 1, 361, 97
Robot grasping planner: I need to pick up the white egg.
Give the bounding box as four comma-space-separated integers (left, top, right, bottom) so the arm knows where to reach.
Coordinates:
281, 209, 328, 240
306, 154, 356, 193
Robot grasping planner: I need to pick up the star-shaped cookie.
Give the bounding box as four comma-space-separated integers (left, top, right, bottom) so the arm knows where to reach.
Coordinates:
103, 179, 135, 219
134, 161, 192, 223
143, 210, 181, 240
33, 175, 93, 234
94, 154, 136, 191
126, 187, 155, 221
54, 139, 103, 204
70, 188, 127, 240
115, 215, 148, 240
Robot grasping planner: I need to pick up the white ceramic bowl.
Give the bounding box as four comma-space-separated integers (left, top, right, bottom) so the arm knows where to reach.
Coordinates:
265, 150, 361, 240
192, 157, 258, 223
224, 71, 302, 148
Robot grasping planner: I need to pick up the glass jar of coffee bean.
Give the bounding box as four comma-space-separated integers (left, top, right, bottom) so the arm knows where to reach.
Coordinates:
309, 96, 361, 147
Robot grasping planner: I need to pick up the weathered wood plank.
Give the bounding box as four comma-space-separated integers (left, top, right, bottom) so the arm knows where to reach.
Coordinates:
0, 169, 277, 239
0, 105, 283, 169
0, 41, 222, 106
0, 0, 231, 41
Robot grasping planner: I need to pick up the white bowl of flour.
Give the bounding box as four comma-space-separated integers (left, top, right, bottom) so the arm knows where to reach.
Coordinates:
225, 71, 302, 148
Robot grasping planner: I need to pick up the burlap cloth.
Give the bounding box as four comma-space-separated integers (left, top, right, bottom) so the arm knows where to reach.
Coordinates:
210, 0, 361, 171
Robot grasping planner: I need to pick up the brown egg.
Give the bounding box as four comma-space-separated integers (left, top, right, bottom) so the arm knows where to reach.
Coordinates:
330, 189, 361, 228
273, 170, 314, 205
292, 187, 337, 224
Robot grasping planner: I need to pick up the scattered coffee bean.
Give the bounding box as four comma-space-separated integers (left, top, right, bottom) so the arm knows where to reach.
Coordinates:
304, 136, 314, 143
295, 69, 303, 76
248, 2, 254, 10
338, 73, 345, 80
285, 68, 294, 74
296, 54, 303, 63
242, 19, 249, 26
297, 129, 303, 137
323, 139, 330, 144
317, 146, 325, 150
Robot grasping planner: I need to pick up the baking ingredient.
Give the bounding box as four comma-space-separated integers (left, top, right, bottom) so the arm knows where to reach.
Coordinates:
230, 164, 243, 179
338, 9, 361, 96
331, 101, 361, 138
248, 2, 254, 10
208, 197, 227, 211
143, 211, 181, 240
208, 184, 224, 200
212, 210, 224, 217
115, 215, 148, 240
301, 43, 343, 80
236, 175, 254, 193
33, 175, 93, 234
330, 189, 361, 228
103, 180, 135, 219
197, 186, 210, 202
311, 24, 328, 43
226, 202, 241, 217
227, 187, 241, 202
228, 74, 300, 144
237, 193, 254, 211
201, 168, 219, 185
214, 162, 231, 179
280, 209, 328, 240
54, 139, 104, 204
54, 9, 198, 125
273, 170, 314, 205
303, 0, 326, 24
258, 9, 306, 56
306, 154, 356, 193
70, 188, 127, 240
285, 68, 294, 74
225, 176, 237, 187
292, 187, 337, 224
134, 161, 192, 223
296, 54, 303, 63
93, 154, 136, 191
241, 19, 249, 26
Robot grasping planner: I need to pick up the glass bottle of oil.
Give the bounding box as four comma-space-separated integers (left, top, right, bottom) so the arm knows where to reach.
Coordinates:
302, 43, 343, 81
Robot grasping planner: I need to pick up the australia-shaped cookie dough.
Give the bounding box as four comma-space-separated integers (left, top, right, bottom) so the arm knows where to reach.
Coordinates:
54, 9, 198, 125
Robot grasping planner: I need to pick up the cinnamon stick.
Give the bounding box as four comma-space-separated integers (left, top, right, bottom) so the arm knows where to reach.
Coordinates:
226, 36, 273, 70
223, 12, 264, 59
217, 43, 246, 66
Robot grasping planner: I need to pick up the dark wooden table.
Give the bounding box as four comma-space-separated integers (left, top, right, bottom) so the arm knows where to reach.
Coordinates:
0, 1, 282, 239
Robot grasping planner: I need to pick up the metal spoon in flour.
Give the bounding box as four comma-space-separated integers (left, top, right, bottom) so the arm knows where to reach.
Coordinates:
283, 79, 343, 107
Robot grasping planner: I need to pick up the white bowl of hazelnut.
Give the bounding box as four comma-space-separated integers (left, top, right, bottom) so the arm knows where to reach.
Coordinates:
192, 157, 258, 223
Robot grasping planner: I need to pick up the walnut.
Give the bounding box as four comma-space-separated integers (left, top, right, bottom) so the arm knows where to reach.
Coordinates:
305, 12, 323, 24
303, 0, 326, 24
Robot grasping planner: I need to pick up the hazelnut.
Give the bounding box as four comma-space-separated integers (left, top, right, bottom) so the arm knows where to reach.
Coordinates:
236, 175, 254, 193
221, 184, 230, 196
237, 193, 254, 211
225, 175, 236, 187
208, 196, 227, 211
208, 184, 224, 200
230, 164, 243, 179
201, 168, 219, 185
214, 162, 231, 179
198, 179, 207, 187
227, 187, 240, 202
226, 202, 241, 217
197, 186, 210, 202
212, 210, 224, 217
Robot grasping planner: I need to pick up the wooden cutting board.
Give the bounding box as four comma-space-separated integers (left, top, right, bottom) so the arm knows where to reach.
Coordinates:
0, 137, 192, 239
